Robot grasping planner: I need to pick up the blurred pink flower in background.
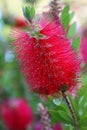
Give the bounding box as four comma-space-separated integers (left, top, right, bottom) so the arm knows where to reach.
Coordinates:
35, 122, 63, 130
35, 122, 42, 130
53, 123, 62, 130
1, 99, 33, 130
80, 28, 87, 63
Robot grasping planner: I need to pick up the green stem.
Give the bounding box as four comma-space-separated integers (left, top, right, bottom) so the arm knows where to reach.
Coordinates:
62, 92, 79, 130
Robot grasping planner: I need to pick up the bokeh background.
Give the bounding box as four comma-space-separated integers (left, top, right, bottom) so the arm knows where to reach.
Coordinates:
0, 0, 87, 130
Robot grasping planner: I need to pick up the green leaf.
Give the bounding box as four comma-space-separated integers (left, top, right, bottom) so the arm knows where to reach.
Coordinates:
62, 124, 74, 130
30, 6, 35, 18
82, 74, 87, 86
22, 6, 25, 16
49, 110, 73, 125
61, 5, 70, 17
54, 103, 70, 114
72, 36, 81, 51
25, 6, 30, 18
63, 13, 70, 29
22, 6, 30, 19
61, 5, 70, 29
68, 22, 76, 38
80, 127, 87, 130
22, 6, 28, 18
78, 115, 87, 126
70, 12, 75, 21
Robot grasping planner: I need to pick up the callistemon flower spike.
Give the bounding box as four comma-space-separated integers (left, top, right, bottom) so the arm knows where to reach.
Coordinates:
12, 27, 80, 96
11, 2, 80, 96
38, 103, 53, 130
11, 2, 80, 130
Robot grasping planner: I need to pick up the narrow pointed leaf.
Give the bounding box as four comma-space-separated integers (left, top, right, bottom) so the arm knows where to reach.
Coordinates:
70, 12, 75, 21
80, 127, 87, 130
61, 5, 70, 29
78, 115, 87, 126
49, 110, 73, 125
68, 22, 76, 38
72, 36, 81, 51
30, 6, 35, 18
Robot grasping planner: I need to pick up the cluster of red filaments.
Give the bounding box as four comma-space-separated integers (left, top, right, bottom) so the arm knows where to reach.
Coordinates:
12, 9, 80, 96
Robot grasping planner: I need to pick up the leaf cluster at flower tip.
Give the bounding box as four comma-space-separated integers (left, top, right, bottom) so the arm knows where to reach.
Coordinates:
22, 5, 35, 21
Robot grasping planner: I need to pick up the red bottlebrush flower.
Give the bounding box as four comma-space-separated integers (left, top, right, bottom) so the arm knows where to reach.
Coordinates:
39, 14, 64, 36
1, 99, 33, 130
14, 17, 26, 28
53, 123, 62, 130
11, 18, 80, 96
